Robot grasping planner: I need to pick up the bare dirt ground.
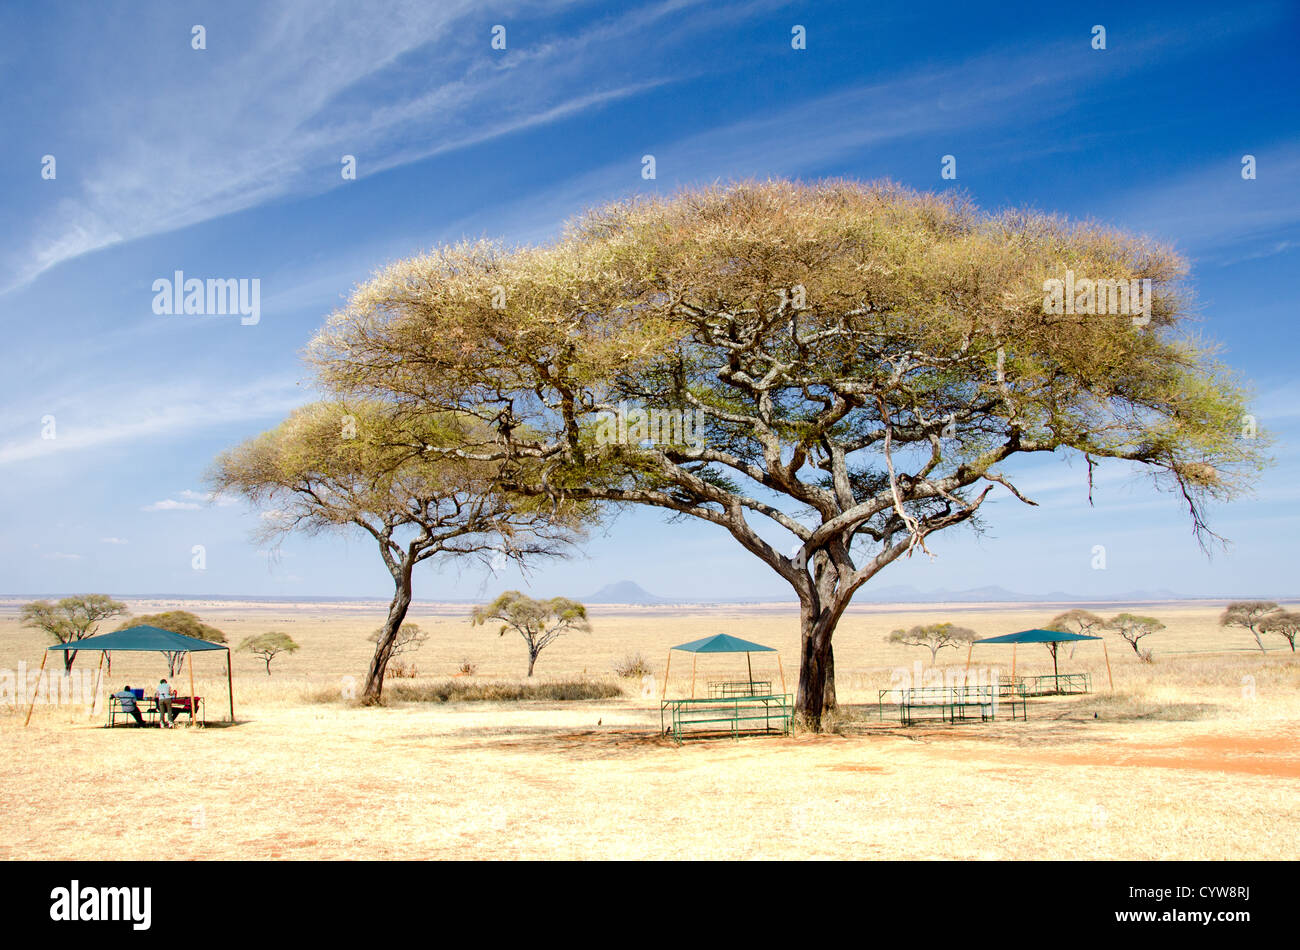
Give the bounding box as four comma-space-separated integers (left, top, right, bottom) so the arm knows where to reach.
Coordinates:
2, 599, 1296, 860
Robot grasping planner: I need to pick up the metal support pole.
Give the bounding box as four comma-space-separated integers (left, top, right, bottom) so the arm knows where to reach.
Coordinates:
88, 652, 106, 719
23, 650, 49, 727
187, 652, 197, 727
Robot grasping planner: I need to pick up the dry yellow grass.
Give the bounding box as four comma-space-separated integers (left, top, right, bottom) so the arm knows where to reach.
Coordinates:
1, 598, 1297, 860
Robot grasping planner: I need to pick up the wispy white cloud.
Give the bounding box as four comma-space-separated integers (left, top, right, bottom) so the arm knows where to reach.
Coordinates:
99, 537, 129, 545
1, 0, 719, 293
178, 489, 238, 507
1095, 144, 1300, 259
0, 374, 309, 467
142, 499, 201, 512
428, 23, 1278, 252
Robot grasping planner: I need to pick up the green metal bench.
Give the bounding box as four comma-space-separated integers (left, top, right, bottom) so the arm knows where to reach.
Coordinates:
1020, 672, 1091, 696
898, 684, 1026, 725
708, 680, 773, 698
661, 694, 792, 743
880, 681, 1027, 722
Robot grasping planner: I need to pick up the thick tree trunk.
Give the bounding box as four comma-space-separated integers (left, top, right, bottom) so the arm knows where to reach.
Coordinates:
63, 650, 75, 674
527, 652, 536, 677
361, 565, 414, 705
794, 604, 838, 731
822, 642, 836, 715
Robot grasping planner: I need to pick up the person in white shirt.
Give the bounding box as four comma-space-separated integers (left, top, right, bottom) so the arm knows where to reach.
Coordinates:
156, 678, 177, 728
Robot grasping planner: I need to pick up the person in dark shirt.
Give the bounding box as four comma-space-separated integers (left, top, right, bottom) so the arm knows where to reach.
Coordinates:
112, 685, 145, 727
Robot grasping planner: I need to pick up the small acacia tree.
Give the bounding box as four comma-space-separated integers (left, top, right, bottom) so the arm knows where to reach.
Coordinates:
238, 632, 300, 674
367, 622, 427, 657
1048, 608, 1104, 660
20, 595, 127, 673
118, 610, 227, 676
471, 591, 591, 676
211, 401, 586, 704
309, 180, 1267, 729
885, 622, 977, 663
1219, 601, 1279, 653
1106, 613, 1164, 660
1258, 609, 1299, 653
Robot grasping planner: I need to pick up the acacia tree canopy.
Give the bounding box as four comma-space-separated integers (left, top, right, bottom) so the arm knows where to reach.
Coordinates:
1219, 600, 1279, 653
210, 400, 587, 703
21, 594, 128, 673
368, 622, 427, 657
118, 610, 227, 677
309, 180, 1266, 729
237, 632, 300, 675
1047, 608, 1106, 661
886, 622, 978, 662
470, 591, 590, 676
1106, 613, 1165, 660
1258, 609, 1299, 652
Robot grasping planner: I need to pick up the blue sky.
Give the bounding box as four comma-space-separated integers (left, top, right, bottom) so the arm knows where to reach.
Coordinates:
2, 0, 1297, 601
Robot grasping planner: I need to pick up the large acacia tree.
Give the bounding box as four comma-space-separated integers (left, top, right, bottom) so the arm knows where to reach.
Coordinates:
117, 610, 227, 676
20, 594, 128, 673
308, 180, 1265, 729
210, 401, 585, 703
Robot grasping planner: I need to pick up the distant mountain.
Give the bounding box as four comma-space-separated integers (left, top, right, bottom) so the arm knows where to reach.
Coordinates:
582, 583, 1205, 605
584, 580, 673, 604
578, 580, 1199, 606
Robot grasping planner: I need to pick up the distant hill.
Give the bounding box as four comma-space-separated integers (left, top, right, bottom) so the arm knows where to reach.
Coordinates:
584, 580, 673, 604
853, 584, 1187, 604
580, 581, 1200, 606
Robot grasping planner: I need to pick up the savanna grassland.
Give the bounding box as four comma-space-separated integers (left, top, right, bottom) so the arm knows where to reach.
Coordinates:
2, 599, 1297, 860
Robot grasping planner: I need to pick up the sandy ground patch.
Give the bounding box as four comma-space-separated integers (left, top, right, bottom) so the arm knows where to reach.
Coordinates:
2, 600, 1297, 860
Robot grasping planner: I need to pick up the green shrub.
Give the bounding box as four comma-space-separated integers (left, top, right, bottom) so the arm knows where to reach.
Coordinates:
613, 652, 653, 678
388, 677, 622, 703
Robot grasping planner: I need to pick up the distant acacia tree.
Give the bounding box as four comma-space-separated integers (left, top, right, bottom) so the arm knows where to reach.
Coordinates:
238, 632, 300, 675
309, 181, 1267, 729
20, 595, 128, 673
211, 401, 585, 704
1047, 608, 1104, 659
885, 622, 978, 663
367, 622, 428, 658
119, 610, 227, 676
1218, 601, 1279, 653
1105, 613, 1164, 661
1258, 610, 1299, 653
471, 591, 591, 676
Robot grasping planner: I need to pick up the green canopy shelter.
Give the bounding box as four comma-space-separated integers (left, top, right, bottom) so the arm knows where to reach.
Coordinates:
25, 624, 234, 726
662, 634, 785, 700
966, 628, 1112, 691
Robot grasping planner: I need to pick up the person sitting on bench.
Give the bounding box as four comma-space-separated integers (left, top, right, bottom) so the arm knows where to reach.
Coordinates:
112, 685, 145, 727
156, 678, 178, 728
